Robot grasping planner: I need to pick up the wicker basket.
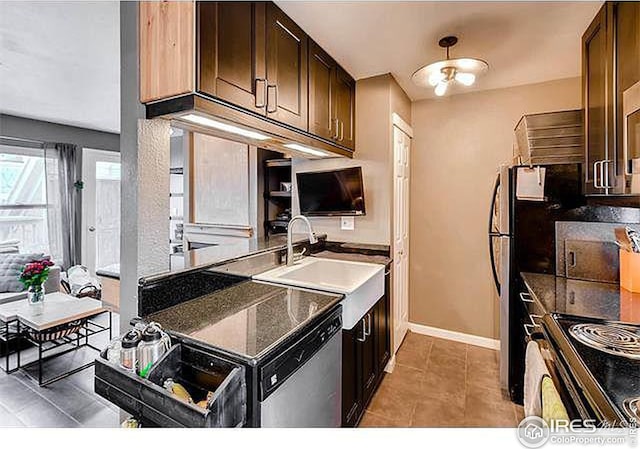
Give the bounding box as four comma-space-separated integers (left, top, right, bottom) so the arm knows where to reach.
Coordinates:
27, 319, 87, 343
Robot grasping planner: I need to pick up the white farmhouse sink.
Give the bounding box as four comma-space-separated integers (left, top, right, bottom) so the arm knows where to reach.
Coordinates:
253, 257, 384, 330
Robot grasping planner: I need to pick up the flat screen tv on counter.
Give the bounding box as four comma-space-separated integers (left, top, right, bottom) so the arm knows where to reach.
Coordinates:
297, 167, 366, 216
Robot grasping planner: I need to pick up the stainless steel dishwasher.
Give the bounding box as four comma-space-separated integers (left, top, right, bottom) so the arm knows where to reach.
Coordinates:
259, 308, 342, 427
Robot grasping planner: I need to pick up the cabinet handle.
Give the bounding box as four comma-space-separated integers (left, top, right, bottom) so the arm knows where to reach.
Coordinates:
523, 323, 536, 339
593, 161, 602, 189
602, 160, 613, 189
255, 78, 266, 108
519, 292, 534, 303
356, 318, 366, 342
339, 120, 344, 142
530, 314, 543, 327
332, 118, 340, 140
365, 313, 372, 337
266, 84, 278, 113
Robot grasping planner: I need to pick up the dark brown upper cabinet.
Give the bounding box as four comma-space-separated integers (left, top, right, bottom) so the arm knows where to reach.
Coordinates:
613, 1, 640, 195
198, 2, 308, 130
334, 67, 356, 151
308, 42, 357, 150
583, 5, 613, 195
265, 3, 308, 131
308, 41, 336, 140
197, 2, 266, 115
139, 1, 356, 156
582, 2, 640, 199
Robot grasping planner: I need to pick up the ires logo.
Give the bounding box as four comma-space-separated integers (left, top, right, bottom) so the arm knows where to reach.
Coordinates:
517, 417, 599, 448
548, 419, 598, 433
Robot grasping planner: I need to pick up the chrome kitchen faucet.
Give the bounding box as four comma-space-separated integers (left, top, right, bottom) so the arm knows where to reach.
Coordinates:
287, 215, 318, 266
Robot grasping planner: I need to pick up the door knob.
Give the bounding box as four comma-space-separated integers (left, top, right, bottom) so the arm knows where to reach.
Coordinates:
88, 226, 96, 232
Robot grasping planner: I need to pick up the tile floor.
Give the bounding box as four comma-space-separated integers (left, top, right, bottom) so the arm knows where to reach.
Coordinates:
360, 331, 525, 427
1, 325, 523, 428
0, 313, 120, 428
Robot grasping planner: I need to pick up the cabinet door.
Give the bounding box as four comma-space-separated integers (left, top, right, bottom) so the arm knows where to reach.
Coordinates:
139, 1, 195, 103
334, 67, 356, 150
375, 277, 391, 375
583, 5, 615, 194
308, 41, 336, 140
265, 3, 308, 130
614, 1, 640, 192
360, 311, 377, 407
198, 2, 267, 114
341, 323, 362, 427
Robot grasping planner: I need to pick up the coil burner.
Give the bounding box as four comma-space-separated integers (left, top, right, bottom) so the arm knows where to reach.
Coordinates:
568, 324, 640, 360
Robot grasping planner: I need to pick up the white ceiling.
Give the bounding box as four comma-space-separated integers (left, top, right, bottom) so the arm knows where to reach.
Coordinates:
0, 1, 120, 133
277, 1, 602, 100
0, 2, 601, 134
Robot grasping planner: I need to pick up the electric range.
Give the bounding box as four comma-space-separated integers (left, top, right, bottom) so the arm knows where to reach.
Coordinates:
543, 313, 640, 426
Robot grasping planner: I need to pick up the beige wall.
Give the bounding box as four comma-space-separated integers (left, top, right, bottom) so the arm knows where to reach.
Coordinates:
292, 74, 411, 245
409, 77, 581, 339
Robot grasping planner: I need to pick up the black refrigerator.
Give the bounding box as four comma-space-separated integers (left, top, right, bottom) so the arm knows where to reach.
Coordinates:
489, 163, 585, 403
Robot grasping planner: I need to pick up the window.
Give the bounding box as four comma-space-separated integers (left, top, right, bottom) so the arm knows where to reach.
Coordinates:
0, 144, 63, 261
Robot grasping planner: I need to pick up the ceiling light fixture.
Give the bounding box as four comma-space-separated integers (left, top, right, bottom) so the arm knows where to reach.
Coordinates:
412, 36, 488, 97
284, 143, 329, 158
181, 114, 270, 141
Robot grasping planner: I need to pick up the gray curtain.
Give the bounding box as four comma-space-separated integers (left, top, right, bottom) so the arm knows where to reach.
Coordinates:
50, 143, 80, 269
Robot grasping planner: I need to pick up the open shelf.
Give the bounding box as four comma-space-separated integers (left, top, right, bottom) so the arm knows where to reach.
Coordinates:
265, 158, 292, 168
263, 157, 291, 236
268, 190, 291, 198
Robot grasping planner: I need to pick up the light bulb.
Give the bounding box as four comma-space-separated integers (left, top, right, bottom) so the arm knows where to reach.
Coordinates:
455, 72, 476, 86
434, 81, 448, 97
428, 71, 445, 87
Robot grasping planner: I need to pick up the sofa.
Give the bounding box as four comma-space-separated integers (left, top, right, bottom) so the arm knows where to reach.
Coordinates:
0, 252, 62, 305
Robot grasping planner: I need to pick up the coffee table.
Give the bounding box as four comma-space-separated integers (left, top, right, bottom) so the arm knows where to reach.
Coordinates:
0, 292, 112, 386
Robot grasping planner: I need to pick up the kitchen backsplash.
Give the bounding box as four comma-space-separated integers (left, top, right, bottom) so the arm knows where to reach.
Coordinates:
556, 221, 640, 281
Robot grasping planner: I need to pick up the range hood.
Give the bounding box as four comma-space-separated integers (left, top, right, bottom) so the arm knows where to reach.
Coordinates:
146, 93, 352, 159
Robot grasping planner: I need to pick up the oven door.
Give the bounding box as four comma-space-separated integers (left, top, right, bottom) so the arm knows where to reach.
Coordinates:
534, 325, 597, 422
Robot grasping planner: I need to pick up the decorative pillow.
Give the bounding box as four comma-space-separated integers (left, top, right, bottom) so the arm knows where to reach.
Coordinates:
0, 253, 46, 293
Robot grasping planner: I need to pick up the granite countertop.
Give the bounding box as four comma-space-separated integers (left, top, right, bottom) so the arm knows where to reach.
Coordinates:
520, 272, 640, 323
143, 234, 324, 279
313, 250, 392, 267
144, 280, 342, 360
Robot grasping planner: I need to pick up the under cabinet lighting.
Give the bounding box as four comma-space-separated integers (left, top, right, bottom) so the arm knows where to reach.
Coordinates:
181, 114, 270, 141
283, 143, 329, 157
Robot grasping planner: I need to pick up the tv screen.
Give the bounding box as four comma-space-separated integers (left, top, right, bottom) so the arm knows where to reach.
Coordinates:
297, 167, 366, 216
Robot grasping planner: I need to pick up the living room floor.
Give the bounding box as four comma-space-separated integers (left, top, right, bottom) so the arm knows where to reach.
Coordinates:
0, 313, 120, 428
359, 331, 525, 427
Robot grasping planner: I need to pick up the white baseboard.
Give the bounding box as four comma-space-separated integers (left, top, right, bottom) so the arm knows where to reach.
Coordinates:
384, 355, 396, 374
408, 322, 500, 350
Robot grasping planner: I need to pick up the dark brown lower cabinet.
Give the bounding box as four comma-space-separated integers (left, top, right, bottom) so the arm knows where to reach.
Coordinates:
342, 269, 391, 427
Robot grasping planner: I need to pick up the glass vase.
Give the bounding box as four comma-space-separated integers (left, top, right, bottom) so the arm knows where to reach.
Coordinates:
27, 284, 45, 306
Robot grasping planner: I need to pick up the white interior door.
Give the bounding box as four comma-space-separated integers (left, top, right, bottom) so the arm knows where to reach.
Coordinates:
393, 123, 411, 355
81, 149, 121, 275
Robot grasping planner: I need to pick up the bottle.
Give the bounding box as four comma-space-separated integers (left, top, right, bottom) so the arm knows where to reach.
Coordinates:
120, 330, 141, 372
137, 323, 169, 377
